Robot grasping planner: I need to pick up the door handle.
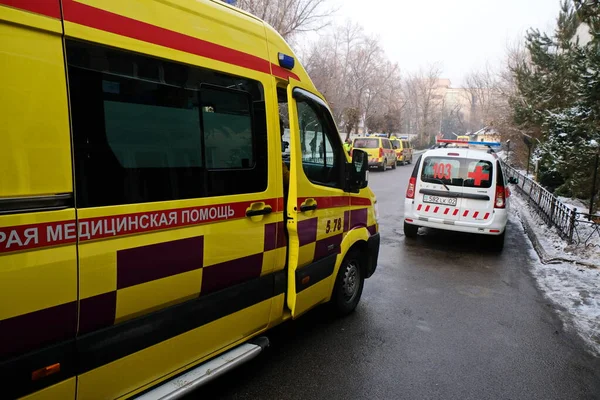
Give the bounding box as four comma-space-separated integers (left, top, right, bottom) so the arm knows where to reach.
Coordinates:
300, 204, 317, 212
246, 206, 272, 217
299, 198, 318, 212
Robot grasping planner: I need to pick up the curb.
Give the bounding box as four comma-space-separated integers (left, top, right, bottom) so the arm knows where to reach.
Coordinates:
513, 192, 599, 269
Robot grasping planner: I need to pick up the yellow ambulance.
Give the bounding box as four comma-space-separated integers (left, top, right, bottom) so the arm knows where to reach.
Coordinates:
0, 1, 380, 398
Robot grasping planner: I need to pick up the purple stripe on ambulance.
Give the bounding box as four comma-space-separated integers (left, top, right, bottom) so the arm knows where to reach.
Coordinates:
350, 208, 368, 229
0, 301, 77, 359
264, 222, 277, 252
117, 236, 204, 289
314, 233, 343, 260
264, 221, 287, 251
343, 211, 350, 232
297, 218, 318, 246
78, 291, 117, 334
201, 253, 263, 295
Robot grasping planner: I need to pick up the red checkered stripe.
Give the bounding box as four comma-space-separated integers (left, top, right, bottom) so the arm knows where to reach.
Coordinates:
416, 204, 491, 220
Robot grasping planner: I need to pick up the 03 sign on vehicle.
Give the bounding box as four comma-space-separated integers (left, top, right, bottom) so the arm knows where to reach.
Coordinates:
433, 163, 453, 180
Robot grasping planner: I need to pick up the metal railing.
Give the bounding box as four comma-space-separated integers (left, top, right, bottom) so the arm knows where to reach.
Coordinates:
502, 161, 600, 247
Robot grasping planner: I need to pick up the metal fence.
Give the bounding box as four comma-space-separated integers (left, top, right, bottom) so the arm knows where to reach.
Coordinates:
501, 161, 600, 247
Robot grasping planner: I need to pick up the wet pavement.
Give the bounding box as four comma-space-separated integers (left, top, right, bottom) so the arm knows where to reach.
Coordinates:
191, 163, 600, 400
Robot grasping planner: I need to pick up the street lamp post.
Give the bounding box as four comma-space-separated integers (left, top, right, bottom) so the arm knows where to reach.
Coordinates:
506, 139, 511, 163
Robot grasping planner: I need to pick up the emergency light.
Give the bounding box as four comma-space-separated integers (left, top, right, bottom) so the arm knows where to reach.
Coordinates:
436, 139, 501, 147
278, 53, 295, 70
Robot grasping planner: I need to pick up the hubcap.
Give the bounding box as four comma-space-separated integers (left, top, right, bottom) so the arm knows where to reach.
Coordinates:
342, 261, 360, 302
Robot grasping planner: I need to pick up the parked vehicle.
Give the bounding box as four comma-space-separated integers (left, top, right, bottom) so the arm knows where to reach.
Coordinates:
390, 137, 414, 165
0, 1, 380, 399
351, 137, 397, 171
403, 140, 515, 251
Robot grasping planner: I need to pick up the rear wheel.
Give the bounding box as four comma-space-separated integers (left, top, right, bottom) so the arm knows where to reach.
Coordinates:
379, 160, 386, 171
392, 159, 397, 169
407, 157, 412, 164
489, 231, 505, 252
404, 221, 418, 238
331, 249, 365, 316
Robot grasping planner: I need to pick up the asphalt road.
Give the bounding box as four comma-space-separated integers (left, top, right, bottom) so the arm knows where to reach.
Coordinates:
192, 162, 600, 400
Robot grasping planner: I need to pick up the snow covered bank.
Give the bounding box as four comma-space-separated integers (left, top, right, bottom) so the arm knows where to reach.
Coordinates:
510, 196, 600, 356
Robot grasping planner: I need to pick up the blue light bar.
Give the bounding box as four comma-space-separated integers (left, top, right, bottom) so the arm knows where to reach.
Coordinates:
278, 52, 295, 70
471, 141, 501, 147
437, 139, 501, 147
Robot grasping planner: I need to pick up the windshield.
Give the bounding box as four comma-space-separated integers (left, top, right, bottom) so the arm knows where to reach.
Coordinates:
421, 156, 493, 188
353, 138, 379, 148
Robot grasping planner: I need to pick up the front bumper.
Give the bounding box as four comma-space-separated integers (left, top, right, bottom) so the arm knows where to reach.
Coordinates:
365, 232, 380, 278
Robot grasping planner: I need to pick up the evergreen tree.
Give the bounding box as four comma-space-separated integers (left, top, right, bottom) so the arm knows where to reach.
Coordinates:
511, 0, 600, 211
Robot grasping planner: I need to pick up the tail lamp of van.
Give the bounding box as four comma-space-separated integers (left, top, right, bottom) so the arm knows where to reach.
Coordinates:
406, 176, 416, 199
494, 185, 506, 208
379, 148, 384, 158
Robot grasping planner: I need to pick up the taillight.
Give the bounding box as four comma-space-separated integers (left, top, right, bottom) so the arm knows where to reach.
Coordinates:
379, 148, 383, 158
406, 177, 416, 199
495, 185, 505, 208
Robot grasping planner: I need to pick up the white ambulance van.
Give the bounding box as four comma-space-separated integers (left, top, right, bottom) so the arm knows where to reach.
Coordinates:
403, 140, 517, 251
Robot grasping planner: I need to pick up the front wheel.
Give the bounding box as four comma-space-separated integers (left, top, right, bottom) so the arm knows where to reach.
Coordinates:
331, 250, 365, 316
392, 159, 397, 169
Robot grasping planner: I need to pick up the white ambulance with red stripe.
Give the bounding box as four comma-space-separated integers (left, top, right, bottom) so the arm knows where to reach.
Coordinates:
403, 140, 515, 251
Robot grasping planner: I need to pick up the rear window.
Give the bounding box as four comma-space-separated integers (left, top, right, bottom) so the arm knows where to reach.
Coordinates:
421, 157, 494, 188
353, 139, 379, 148
391, 140, 401, 149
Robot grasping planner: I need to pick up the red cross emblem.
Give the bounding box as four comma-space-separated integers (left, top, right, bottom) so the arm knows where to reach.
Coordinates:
468, 166, 489, 186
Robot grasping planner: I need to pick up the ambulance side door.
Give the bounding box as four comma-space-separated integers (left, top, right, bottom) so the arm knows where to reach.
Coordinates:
286, 85, 349, 317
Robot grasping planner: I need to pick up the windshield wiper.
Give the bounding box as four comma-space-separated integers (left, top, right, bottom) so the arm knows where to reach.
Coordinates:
431, 179, 450, 191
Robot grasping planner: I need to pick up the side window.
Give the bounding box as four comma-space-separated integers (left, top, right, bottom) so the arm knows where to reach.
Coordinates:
67, 41, 268, 207
296, 95, 342, 188
201, 85, 253, 169
382, 139, 391, 149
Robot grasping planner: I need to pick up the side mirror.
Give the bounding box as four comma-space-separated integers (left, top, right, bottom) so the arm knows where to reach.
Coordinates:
281, 141, 289, 152
347, 149, 369, 191
392, 145, 398, 149
508, 176, 518, 184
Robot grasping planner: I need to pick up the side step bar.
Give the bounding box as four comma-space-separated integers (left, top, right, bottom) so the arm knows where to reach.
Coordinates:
135, 337, 269, 400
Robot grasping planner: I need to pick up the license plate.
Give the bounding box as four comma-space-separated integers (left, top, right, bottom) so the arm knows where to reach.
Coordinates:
422, 194, 457, 206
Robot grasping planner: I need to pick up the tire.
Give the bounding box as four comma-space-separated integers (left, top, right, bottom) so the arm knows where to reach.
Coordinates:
379, 160, 386, 171
489, 231, 505, 252
331, 249, 365, 316
392, 159, 397, 169
404, 221, 418, 238
407, 157, 412, 164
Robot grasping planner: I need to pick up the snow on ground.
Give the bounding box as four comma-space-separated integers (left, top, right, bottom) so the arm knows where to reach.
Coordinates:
557, 196, 588, 212
510, 197, 600, 356
511, 192, 600, 263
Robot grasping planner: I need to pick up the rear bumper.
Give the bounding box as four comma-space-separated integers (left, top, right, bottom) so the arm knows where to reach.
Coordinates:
365, 232, 380, 278
404, 200, 508, 235
368, 158, 384, 167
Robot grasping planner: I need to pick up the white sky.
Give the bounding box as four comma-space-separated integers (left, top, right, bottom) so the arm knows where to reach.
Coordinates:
302, 0, 562, 87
